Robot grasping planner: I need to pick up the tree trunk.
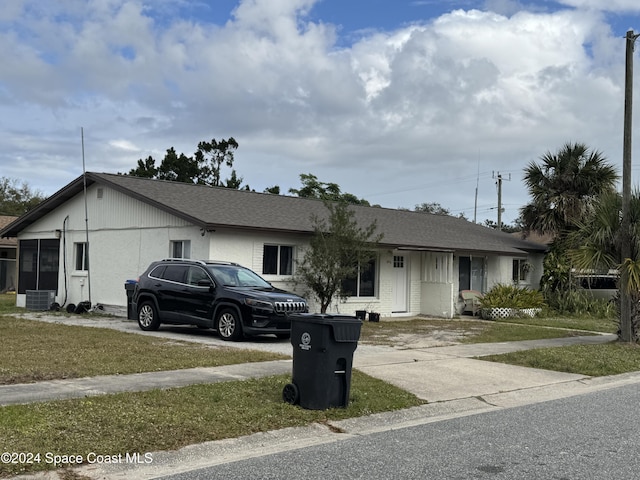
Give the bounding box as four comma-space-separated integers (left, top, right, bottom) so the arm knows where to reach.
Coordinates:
619, 290, 640, 342
630, 291, 640, 342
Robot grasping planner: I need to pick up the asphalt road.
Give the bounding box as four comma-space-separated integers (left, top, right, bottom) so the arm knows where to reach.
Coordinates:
158, 383, 640, 480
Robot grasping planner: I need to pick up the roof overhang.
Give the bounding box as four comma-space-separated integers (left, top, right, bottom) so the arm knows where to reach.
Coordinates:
0, 176, 89, 238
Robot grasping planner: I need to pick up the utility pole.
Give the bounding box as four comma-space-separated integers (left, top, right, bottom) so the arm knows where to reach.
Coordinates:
493, 172, 511, 230
620, 30, 639, 343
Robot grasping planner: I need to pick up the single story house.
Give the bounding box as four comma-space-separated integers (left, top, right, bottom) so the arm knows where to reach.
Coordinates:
0, 173, 547, 318
0, 216, 18, 292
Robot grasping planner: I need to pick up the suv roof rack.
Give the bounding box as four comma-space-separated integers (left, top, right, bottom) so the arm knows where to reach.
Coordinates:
160, 258, 207, 265
159, 258, 239, 266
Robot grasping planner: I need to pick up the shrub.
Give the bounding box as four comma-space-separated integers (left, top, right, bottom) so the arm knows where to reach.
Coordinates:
480, 284, 545, 310
544, 289, 617, 319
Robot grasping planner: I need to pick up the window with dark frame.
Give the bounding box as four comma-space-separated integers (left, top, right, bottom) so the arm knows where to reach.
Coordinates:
512, 259, 527, 282
171, 240, 191, 259
263, 245, 293, 275
17, 239, 60, 293
342, 256, 376, 297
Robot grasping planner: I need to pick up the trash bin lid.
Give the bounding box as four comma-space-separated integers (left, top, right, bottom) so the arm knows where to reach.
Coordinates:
291, 313, 362, 342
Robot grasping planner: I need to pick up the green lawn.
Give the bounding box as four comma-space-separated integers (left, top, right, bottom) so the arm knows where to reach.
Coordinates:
481, 342, 640, 376
492, 315, 617, 334
0, 293, 20, 315
0, 303, 427, 477
0, 316, 287, 384
0, 372, 424, 477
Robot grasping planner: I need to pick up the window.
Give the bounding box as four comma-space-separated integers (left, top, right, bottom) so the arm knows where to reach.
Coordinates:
18, 239, 60, 293
263, 245, 293, 275
75, 242, 88, 271
161, 265, 188, 283
512, 259, 528, 283
187, 266, 210, 286
171, 240, 191, 259
342, 257, 376, 297
459, 256, 485, 292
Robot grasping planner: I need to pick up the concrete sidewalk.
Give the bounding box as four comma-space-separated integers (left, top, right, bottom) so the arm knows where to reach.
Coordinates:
355, 334, 618, 402
0, 333, 618, 407
0, 361, 292, 406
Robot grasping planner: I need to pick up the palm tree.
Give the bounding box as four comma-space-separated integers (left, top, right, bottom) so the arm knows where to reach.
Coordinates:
569, 190, 640, 341
520, 142, 618, 237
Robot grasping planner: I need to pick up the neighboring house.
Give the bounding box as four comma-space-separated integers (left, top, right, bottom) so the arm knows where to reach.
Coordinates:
512, 230, 555, 247
0, 216, 18, 293
0, 173, 547, 318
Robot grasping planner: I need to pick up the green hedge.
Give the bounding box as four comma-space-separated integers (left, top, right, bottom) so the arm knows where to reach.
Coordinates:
480, 284, 545, 309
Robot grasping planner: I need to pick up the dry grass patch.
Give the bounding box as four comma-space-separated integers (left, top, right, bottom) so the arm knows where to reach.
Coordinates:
359, 316, 595, 347
360, 317, 487, 346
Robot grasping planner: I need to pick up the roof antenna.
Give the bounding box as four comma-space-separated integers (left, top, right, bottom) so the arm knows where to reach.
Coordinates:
474, 156, 479, 223
81, 127, 92, 308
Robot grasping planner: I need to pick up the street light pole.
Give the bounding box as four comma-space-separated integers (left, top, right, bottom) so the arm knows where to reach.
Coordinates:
620, 30, 639, 342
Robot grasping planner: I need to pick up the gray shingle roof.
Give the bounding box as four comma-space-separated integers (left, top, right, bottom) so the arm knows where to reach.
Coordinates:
0, 173, 546, 255
0, 216, 18, 247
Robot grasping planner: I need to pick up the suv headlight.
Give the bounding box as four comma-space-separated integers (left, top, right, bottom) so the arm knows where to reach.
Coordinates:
245, 298, 274, 311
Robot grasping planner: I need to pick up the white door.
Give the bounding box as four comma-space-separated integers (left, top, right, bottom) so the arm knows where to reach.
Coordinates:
392, 255, 408, 313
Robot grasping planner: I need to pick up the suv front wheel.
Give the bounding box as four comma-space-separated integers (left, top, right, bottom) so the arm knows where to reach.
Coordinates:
216, 308, 243, 341
138, 301, 161, 331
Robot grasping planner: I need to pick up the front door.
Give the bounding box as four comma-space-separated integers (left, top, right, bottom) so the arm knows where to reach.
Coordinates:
458, 256, 485, 292
392, 255, 407, 313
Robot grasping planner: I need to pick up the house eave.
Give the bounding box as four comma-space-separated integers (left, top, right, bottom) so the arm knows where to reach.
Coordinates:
0, 176, 89, 238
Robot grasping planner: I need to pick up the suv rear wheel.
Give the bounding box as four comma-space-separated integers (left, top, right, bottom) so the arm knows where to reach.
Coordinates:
216, 308, 243, 341
138, 301, 161, 331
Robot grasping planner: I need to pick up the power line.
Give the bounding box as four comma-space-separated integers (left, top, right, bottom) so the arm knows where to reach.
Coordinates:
364, 170, 495, 199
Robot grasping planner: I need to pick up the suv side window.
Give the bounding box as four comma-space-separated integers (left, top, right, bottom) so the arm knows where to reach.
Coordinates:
149, 265, 166, 279
187, 266, 211, 286
161, 265, 188, 283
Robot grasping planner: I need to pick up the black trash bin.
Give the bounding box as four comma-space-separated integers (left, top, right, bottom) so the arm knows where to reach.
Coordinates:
283, 314, 362, 410
124, 279, 138, 320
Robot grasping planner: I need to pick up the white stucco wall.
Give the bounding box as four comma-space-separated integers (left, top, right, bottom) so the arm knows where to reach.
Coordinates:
420, 282, 455, 318
486, 254, 545, 291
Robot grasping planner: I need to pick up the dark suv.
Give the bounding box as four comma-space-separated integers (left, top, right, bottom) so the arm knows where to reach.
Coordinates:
132, 259, 307, 341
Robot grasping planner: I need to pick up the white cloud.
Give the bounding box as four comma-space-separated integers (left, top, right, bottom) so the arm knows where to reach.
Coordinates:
109, 139, 140, 152
558, 0, 640, 12
0, 0, 636, 224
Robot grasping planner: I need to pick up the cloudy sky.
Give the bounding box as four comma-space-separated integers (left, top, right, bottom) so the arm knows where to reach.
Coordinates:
2, 0, 640, 224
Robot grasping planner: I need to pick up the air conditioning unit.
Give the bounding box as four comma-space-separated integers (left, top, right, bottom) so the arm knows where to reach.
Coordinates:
25, 290, 56, 311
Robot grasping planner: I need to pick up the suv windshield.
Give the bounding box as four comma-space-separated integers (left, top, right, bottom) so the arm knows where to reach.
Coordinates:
206, 264, 272, 288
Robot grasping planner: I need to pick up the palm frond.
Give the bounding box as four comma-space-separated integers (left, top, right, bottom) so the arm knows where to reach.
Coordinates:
621, 258, 640, 292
